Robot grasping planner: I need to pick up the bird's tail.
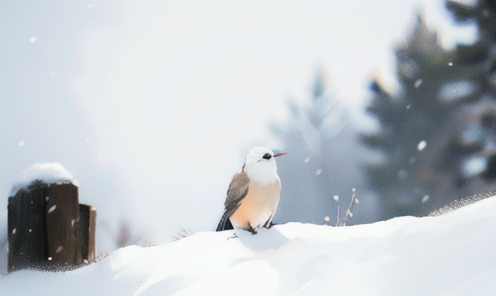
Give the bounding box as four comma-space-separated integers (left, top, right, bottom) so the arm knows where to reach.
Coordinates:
215, 214, 234, 231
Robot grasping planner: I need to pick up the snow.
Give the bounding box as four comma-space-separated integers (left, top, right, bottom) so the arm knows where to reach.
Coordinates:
417, 140, 427, 151
422, 194, 430, 203
414, 79, 423, 88
1, 196, 495, 296
9, 163, 76, 197
48, 205, 57, 214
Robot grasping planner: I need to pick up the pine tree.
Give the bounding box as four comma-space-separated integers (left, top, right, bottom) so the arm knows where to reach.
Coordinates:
446, 0, 496, 183
272, 70, 371, 225
362, 13, 484, 219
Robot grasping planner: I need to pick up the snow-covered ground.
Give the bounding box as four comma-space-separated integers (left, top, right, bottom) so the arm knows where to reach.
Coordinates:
1, 196, 495, 296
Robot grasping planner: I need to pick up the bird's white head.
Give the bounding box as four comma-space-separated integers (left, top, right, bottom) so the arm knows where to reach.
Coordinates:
243, 146, 287, 185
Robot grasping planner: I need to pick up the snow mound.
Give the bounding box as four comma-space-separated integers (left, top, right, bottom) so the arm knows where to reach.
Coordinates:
1, 196, 495, 295
428, 190, 496, 216
9, 163, 76, 197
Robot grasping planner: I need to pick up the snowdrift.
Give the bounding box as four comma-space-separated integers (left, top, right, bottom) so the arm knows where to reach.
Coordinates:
1, 196, 495, 296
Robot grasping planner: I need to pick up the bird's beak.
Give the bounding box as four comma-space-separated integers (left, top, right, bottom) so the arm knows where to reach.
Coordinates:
273, 152, 287, 157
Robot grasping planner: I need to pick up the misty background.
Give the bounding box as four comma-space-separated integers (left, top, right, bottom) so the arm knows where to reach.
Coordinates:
1, 0, 495, 273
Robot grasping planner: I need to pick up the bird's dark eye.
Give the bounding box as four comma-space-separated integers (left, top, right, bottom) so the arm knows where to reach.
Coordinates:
263, 153, 272, 160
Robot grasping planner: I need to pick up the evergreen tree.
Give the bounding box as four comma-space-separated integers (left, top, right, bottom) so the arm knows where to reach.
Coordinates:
272, 70, 372, 225
446, 0, 496, 183
362, 13, 484, 219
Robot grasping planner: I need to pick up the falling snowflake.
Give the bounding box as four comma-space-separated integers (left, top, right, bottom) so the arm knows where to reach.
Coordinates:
414, 79, 423, 88
422, 195, 430, 203
417, 141, 427, 151
48, 205, 57, 213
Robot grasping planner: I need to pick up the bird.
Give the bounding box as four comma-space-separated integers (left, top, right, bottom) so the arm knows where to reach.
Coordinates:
216, 146, 287, 234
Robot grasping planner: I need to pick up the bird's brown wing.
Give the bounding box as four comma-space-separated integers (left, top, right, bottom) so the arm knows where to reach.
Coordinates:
216, 171, 250, 231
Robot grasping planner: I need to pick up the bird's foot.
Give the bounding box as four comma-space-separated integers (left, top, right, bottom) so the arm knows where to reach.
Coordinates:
227, 233, 238, 240
265, 221, 276, 229
248, 226, 258, 235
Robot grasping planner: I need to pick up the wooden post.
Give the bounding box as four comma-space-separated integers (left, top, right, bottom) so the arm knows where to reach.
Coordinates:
8, 181, 96, 272
77, 204, 97, 263
45, 183, 79, 270
8, 181, 49, 271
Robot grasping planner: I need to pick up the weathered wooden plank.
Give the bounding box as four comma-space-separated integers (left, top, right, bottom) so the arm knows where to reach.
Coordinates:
78, 204, 97, 264
8, 181, 48, 271
45, 183, 79, 269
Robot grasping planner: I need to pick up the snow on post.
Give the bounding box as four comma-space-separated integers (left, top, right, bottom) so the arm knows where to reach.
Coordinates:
7, 163, 96, 272
9, 163, 76, 197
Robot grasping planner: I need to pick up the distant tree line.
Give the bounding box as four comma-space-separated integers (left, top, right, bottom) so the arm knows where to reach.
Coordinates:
273, 0, 496, 224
